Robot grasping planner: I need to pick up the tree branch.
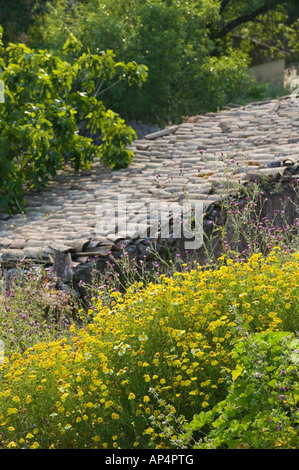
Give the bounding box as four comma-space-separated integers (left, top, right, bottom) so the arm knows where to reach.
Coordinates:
215, 1, 279, 39
220, 0, 231, 15
96, 78, 123, 97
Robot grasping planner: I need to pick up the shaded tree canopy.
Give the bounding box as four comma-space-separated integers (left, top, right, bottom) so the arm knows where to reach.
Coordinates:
1, 1, 299, 123
0, 0, 49, 42
212, 0, 299, 59
1, 0, 298, 48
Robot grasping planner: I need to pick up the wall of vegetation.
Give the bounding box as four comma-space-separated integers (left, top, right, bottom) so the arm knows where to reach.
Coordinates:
1, 0, 299, 213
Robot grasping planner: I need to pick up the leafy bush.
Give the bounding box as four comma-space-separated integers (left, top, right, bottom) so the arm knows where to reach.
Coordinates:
0, 251, 298, 449
189, 331, 299, 449
29, 0, 250, 123
0, 28, 147, 213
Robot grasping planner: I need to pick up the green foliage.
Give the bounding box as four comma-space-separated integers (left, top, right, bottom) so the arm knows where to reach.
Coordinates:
29, 0, 250, 124
0, 29, 147, 213
0, 0, 48, 43
2, 1, 299, 123
189, 331, 299, 449
26, 0, 299, 124
217, 0, 299, 61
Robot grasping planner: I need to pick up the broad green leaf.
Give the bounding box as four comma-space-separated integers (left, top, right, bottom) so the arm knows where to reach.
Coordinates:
232, 364, 243, 381
267, 379, 277, 388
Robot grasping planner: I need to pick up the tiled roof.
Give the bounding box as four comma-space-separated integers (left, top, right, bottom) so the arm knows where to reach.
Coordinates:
1, 95, 299, 265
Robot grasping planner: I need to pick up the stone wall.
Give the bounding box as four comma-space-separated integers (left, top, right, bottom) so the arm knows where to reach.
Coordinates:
249, 59, 285, 87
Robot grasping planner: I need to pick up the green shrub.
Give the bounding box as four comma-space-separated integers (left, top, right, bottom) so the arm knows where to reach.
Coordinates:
0, 28, 147, 213
189, 331, 299, 449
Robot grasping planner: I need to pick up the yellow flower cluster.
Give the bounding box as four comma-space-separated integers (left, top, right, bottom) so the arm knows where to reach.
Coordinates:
0, 251, 297, 449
